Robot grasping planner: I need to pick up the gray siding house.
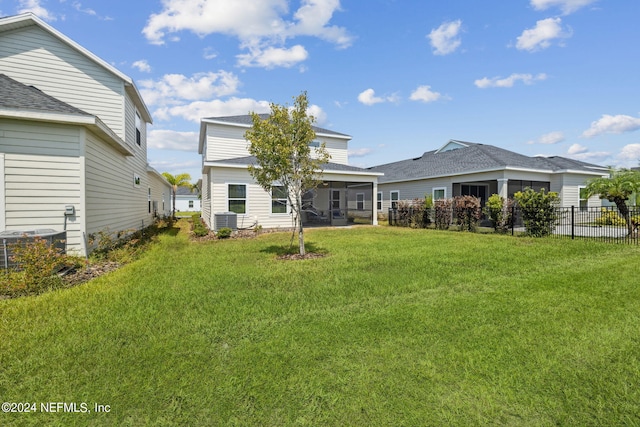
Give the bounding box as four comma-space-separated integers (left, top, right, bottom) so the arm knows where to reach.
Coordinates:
0, 13, 171, 256
369, 140, 609, 212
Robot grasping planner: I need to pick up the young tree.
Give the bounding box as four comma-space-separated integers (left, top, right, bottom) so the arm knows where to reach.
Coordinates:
161, 172, 192, 218
245, 92, 331, 256
585, 168, 640, 235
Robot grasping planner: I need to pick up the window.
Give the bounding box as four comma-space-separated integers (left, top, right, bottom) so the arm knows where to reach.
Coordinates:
390, 191, 399, 209
148, 187, 151, 213
133, 174, 141, 187
189, 200, 194, 209
377, 192, 382, 210
356, 193, 365, 211
579, 187, 588, 211
135, 112, 142, 146
228, 184, 246, 214
308, 140, 320, 148
433, 187, 446, 200
331, 190, 341, 210
271, 185, 288, 214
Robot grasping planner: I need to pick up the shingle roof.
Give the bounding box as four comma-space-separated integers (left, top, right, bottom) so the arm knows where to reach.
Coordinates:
368, 141, 607, 183
203, 114, 351, 138
209, 155, 374, 174
0, 73, 92, 116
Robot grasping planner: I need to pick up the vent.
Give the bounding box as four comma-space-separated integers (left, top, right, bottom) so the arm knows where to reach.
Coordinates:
0, 229, 66, 269
214, 212, 237, 231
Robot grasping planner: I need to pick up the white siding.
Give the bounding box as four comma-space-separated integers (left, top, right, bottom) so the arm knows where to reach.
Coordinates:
201, 169, 212, 227
84, 131, 151, 240
555, 173, 599, 208
176, 196, 201, 212
148, 171, 172, 218
0, 120, 83, 253
205, 124, 250, 161
0, 26, 126, 139
318, 136, 348, 165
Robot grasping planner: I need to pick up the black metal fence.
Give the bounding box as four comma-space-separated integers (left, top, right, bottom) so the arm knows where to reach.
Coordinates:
388, 206, 640, 244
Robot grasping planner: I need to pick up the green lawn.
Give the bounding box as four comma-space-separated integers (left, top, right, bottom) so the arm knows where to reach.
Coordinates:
1, 224, 640, 426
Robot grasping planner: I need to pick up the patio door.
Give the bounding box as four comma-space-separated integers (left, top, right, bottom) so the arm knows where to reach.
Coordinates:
330, 189, 347, 226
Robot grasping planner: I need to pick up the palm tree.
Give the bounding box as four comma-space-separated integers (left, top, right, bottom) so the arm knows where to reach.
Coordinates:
585, 168, 640, 235
162, 172, 192, 218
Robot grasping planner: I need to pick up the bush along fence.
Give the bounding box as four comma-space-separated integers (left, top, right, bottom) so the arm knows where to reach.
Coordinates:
388, 196, 640, 245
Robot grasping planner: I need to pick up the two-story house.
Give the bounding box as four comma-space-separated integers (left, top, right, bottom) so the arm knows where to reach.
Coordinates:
198, 115, 381, 231
0, 13, 171, 256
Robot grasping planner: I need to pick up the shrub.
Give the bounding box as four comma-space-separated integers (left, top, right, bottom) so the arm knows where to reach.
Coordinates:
514, 188, 560, 237
594, 209, 626, 226
434, 198, 453, 230
1, 236, 67, 297
453, 195, 482, 232
192, 215, 209, 237
217, 227, 232, 239
484, 194, 515, 233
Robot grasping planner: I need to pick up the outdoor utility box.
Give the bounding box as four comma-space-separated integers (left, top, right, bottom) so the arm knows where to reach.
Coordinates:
0, 229, 66, 269
214, 212, 237, 231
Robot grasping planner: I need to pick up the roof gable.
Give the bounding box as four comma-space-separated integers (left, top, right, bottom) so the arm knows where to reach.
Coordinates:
369, 140, 607, 183
0, 13, 152, 124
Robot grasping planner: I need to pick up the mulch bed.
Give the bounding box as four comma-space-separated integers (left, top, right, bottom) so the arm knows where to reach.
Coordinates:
61, 261, 122, 287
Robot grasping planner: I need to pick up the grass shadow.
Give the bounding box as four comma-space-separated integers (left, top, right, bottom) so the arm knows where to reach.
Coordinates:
260, 242, 327, 257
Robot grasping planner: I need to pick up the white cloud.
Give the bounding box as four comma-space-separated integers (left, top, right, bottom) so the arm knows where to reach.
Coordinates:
154, 97, 272, 123
357, 88, 391, 106
142, 0, 352, 68
409, 85, 443, 103
305, 104, 328, 126
348, 148, 373, 157
236, 44, 309, 69
527, 131, 564, 145
203, 47, 217, 60
18, 0, 57, 21
564, 143, 610, 163
582, 114, 640, 138
516, 18, 572, 51
428, 20, 462, 55
139, 71, 241, 106
530, 0, 598, 15
567, 143, 588, 154
617, 144, 640, 167
475, 73, 547, 88
148, 129, 199, 151
132, 60, 152, 73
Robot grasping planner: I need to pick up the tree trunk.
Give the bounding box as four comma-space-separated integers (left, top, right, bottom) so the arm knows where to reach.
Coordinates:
296, 194, 305, 256
614, 198, 633, 236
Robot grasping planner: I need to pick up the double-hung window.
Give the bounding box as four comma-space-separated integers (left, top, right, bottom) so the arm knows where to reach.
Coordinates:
390, 191, 399, 209
228, 184, 246, 214
433, 187, 446, 200
135, 112, 142, 146
271, 185, 288, 214
377, 192, 382, 210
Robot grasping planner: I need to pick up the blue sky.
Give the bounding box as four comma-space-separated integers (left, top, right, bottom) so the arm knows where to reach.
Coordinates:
2, 0, 639, 181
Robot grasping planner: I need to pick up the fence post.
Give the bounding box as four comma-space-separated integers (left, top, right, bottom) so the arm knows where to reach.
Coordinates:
571, 205, 575, 240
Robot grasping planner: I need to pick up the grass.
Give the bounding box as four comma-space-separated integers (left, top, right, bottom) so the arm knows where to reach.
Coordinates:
1, 223, 640, 426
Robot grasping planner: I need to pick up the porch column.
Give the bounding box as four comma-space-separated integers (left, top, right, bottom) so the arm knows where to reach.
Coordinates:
497, 178, 508, 199
372, 181, 378, 226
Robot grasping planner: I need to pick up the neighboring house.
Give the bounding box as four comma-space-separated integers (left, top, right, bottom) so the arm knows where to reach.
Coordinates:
0, 13, 171, 256
198, 114, 381, 230
175, 186, 200, 212
369, 140, 609, 212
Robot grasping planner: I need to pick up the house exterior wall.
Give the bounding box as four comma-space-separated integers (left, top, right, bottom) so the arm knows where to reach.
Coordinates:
0, 26, 126, 139
204, 122, 350, 165
378, 169, 602, 212
0, 119, 84, 253
148, 170, 172, 218
176, 196, 201, 212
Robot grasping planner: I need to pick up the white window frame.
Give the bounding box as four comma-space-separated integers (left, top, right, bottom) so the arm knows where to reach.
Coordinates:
135, 111, 142, 146
377, 192, 382, 211
227, 183, 248, 215
390, 190, 399, 209
579, 186, 588, 211
433, 187, 446, 200
271, 185, 289, 215
133, 173, 141, 188
356, 193, 365, 211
